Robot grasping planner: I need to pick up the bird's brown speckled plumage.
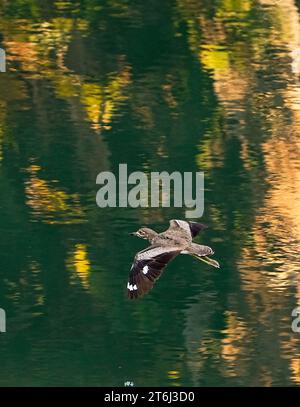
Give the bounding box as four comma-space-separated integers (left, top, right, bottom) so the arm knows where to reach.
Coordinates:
127, 219, 219, 299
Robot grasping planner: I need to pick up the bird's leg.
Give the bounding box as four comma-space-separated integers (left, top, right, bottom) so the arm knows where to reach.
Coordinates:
192, 254, 220, 268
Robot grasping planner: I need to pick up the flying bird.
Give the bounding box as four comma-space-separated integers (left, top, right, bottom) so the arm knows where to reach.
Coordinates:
127, 219, 219, 299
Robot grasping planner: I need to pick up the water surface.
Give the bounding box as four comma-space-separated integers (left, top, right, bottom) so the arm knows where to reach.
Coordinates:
0, 0, 300, 386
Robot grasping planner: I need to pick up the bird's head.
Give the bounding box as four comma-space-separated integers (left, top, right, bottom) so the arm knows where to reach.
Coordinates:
130, 227, 156, 240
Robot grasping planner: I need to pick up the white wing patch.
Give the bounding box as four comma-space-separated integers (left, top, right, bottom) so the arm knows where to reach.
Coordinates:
127, 282, 138, 291
127, 245, 181, 299
142, 265, 149, 274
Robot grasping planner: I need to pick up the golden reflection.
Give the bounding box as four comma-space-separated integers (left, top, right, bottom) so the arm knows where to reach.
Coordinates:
52, 72, 81, 99
200, 46, 230, 72
221, 311, 247, 377
3, 18, 87, 75
178, 0, 253, 119
167, 370, 180, 380
54, 1, 79, 12
5, 38, 38, 73
230, 0, 300, 385
80, 67, 130, 131
180, 0, 300, 385
290, 358, 300, 384
183, 0, 300, 173
67, 243, 91, 289
1, 16, 130, 132
25, 164, 85, 224
190, 0, 300, 291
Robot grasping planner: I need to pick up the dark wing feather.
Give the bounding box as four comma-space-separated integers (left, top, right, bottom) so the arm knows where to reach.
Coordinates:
188, 222, 207, 238
127, 246, 180, 299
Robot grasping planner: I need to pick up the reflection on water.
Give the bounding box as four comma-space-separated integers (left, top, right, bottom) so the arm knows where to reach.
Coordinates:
25, 164, 85, 224
67, 243, 91, 289
1, 0, 300, 386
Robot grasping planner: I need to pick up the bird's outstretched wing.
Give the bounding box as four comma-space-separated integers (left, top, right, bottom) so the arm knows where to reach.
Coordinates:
188, 222, 208, 238
169, 219, 207, 238
127, 246, 180, 299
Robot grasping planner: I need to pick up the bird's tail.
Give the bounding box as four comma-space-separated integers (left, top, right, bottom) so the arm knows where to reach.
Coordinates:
185, 243, 220, 268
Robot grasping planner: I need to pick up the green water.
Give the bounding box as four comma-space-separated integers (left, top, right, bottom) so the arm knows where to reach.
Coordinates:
1, 0, 300, 387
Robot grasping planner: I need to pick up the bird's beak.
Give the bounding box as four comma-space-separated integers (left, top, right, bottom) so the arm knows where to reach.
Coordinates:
130, 232, 137, 236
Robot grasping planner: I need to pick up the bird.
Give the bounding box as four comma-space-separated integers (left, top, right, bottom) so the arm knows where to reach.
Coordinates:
126, 219, 220, 299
